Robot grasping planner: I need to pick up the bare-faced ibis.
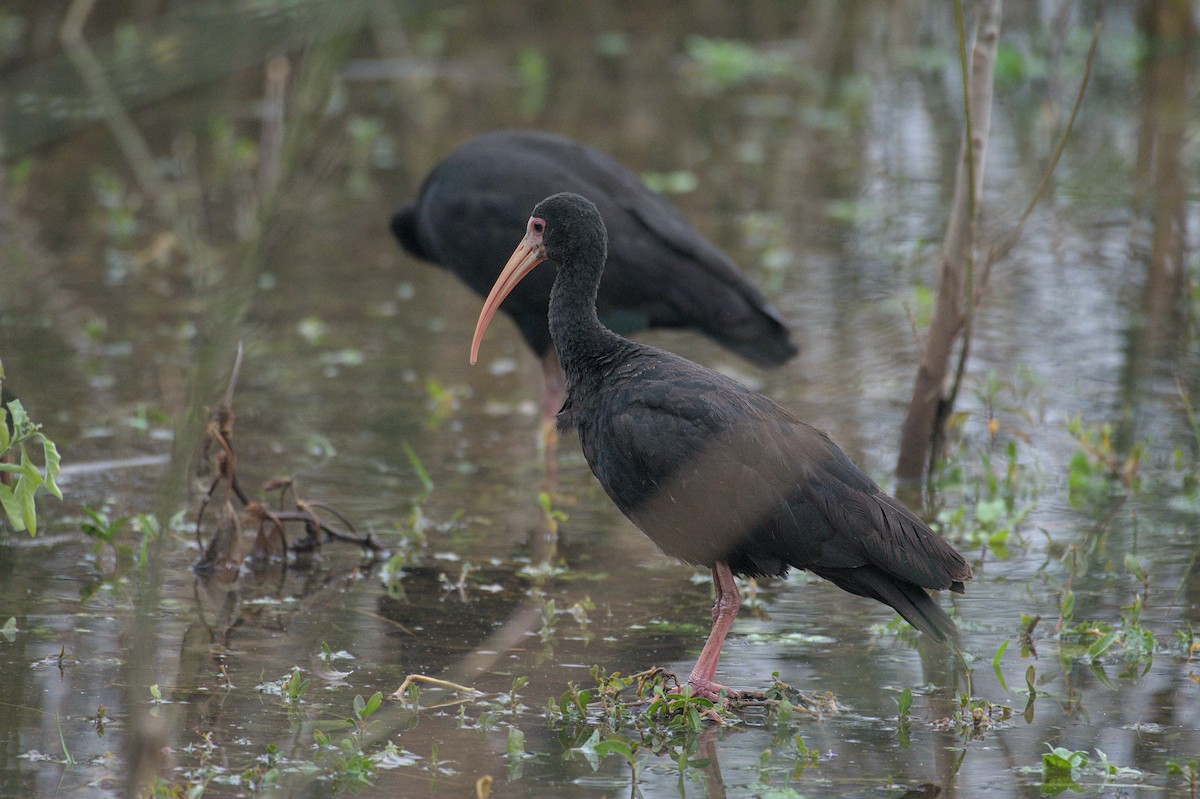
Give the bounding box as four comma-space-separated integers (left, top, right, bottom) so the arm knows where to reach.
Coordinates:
471, 193, 971, 700
393, 130, 796, 457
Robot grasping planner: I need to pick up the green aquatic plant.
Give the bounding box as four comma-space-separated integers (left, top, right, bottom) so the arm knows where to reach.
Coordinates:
0, 378, 63, 536
351, 691, 383, 739
80, 506, 129, 557
1041, 746, 1089, 793
240, 743, 280, 793
684, 36, 793, 91
929, 371, 1040, 558
422, 379, 463, 428
548, 666, 723, 731
640, 170, 698, 196
380, 443, 440, 596
895, 686, 914, 720
1167, 758, 1199, 799
537, 491, 568, 539
344, 115, 391, 199
1066, 415, 1145, 504
265, 668, 309, 706
892, 686, 914, 747
331, 738, 375, 791
1058, 553, 1159, 680
1024, 746, 1143, 794
89, 166, 143, 282
516, 47, 548, 117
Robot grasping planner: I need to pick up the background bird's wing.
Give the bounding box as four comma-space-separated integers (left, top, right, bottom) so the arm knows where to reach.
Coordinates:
394, 130, 794, 362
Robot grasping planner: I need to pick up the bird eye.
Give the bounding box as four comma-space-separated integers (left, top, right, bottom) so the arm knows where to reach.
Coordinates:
531, 218, 545, 235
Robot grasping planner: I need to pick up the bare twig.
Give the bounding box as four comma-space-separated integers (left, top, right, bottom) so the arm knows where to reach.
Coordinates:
984, 13, 1103, 275
193, 348, 380, 568
389, 674, 481, 702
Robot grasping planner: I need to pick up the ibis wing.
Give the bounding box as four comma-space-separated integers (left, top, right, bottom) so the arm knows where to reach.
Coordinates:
580, 358, 968, 592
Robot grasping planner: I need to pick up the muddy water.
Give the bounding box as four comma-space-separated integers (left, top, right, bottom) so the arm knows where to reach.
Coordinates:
1, 1, 1198, 797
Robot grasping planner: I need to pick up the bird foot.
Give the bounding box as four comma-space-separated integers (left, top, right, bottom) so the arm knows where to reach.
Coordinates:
673, 678, 800, 714
677, 677, 741, 705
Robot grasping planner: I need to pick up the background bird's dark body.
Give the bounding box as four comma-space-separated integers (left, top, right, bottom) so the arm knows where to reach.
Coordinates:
393, 129, 796, 366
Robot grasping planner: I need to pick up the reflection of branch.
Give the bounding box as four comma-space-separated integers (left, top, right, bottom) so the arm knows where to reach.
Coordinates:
257, 56, 290, 201
60, 0, 165, 200
444, 597, 545, 686
984, 16, 1103, 276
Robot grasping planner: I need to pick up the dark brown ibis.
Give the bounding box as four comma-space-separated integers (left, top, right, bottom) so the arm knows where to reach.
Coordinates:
471, 193, 971, 700
393, 130, 796, 458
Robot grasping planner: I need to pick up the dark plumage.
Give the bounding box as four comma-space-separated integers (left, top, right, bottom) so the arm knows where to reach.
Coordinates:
471, 192, 971, 699
395, 131, 797, 461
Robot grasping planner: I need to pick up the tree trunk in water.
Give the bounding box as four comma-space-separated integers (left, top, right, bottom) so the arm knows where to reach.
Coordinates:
896, 0, 1001, 484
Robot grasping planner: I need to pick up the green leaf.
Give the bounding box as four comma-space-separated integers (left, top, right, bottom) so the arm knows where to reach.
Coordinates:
987, 535, 1011, 561
1060, 590, 1075, 621
1123, 554, 1146, 581
39, 436, 62, 500
992, 640, 1010, 691
974, 497, 1006, 526
573, 728, 601, 770
775, 695, 794, 723
896, 687, 913, 716
594, 738, 634, 763
363, 691, 382, 718
992, 639, 1009, 669
14, 458, 40, 535
7, 400, 28, 434
1086, 632, 1117, 661
0, 484, 25, 532
506, 727, 525, 758
403, 442, 433, 495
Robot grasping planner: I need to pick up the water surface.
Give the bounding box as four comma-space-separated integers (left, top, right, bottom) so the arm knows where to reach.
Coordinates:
1, 2, 1197, 797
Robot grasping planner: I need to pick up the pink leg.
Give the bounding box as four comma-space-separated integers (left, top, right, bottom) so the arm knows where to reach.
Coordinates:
539, 350, 565, 484
685, 562, 741, 701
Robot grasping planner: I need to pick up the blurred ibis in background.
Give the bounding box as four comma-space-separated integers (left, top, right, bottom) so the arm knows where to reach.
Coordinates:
392, 130, 797, 466
470, 192, 971, 700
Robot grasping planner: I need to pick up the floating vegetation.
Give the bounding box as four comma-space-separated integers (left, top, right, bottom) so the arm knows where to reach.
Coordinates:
1017, 746, 1145, 794
1066, 414, 1145, 504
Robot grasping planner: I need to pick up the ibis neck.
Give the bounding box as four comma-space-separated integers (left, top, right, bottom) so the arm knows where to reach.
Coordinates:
548, 264, 627, 388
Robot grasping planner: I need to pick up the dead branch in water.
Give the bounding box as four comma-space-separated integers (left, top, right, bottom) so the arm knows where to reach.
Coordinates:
193, 345, 381, 576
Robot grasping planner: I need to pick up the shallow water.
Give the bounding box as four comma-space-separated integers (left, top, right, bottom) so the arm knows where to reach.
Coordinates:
1, 1, 1198, 797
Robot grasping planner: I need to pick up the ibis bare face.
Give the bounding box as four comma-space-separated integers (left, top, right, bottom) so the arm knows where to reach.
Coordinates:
470, 217, 548, 365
